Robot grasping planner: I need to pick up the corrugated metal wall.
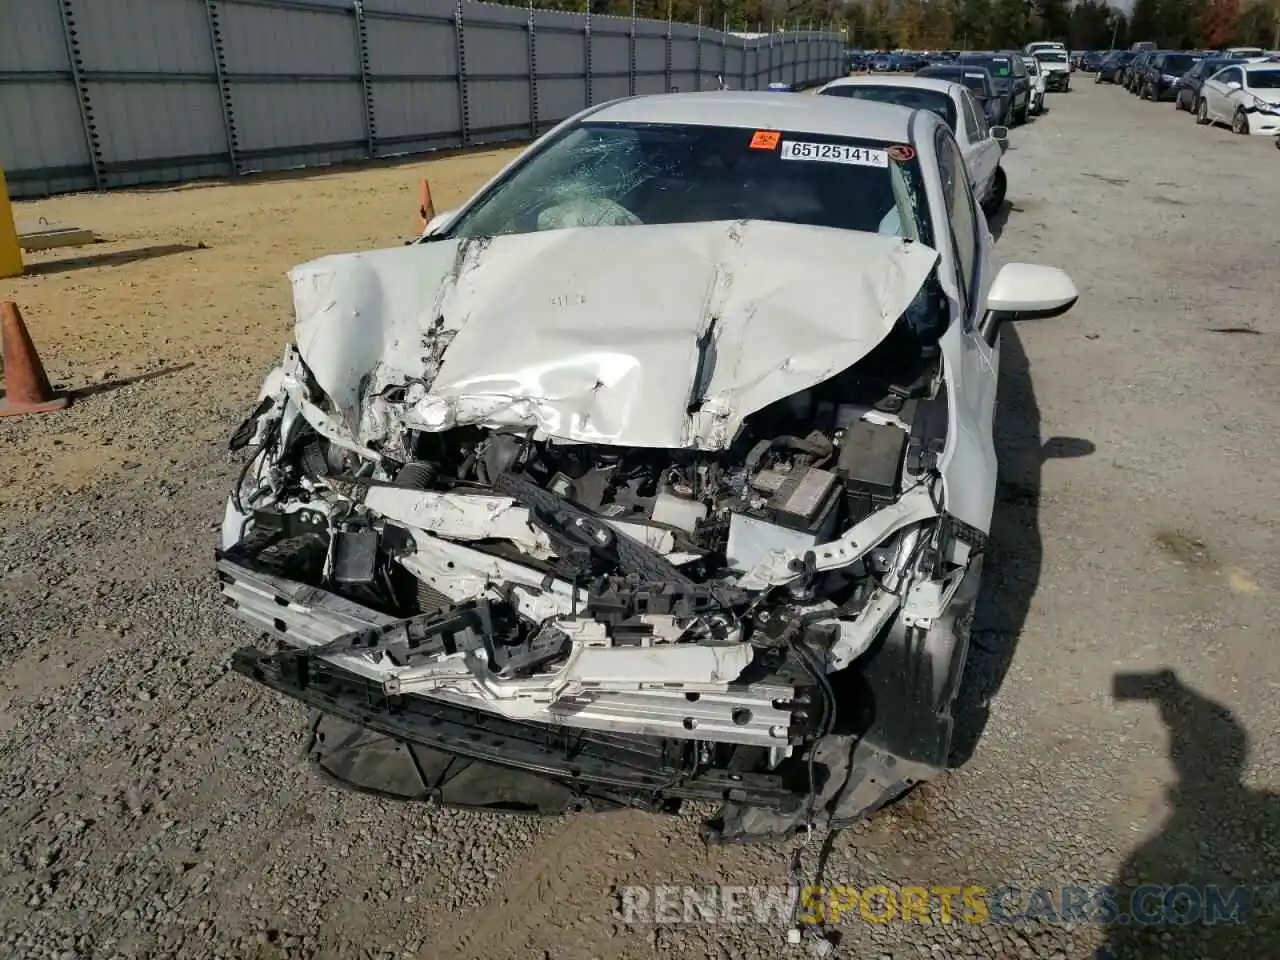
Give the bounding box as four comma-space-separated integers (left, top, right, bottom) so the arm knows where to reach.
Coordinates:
0, 0, 844, 198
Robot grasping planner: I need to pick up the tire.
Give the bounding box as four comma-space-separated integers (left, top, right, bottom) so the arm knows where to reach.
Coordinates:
1094, 71, 1102, 84
1232, 108, 1250, 135
1196, 98, 1210, 124
1015, 104, 1029, 125
982, 166, 1007, 217
1174, 90, 1185, 111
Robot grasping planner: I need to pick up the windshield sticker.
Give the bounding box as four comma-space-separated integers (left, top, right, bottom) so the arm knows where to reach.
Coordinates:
964, 71, 985, 79
749, 130, 781, 150
778, 141, 888, 167
887, 144, 916, 162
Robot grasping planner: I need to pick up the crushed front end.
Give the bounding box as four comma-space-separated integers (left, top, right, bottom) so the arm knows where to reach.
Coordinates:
218, 224, 986, 841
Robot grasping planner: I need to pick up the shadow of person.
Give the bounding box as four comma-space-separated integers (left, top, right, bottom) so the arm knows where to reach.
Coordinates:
949, 323, 1095, 766
1098, 670, 1280, 958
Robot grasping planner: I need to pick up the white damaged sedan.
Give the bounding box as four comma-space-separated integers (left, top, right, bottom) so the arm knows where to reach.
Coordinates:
221, 93, 1077, 841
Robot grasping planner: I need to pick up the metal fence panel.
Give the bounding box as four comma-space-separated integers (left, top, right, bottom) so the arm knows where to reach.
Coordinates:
217, 1, 358, 75
372, 81, 462, 153
0, 0, 75, 70
590, 26, 630, 106
74, 0, 214, 72
0, 0, 842, 198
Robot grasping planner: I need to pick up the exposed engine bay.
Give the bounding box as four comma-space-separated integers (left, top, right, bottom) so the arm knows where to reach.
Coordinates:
219, 223, 990, 840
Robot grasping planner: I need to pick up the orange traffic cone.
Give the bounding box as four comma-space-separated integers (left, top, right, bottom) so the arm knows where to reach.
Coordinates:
0, 301, 70, 417
418, 178, 435, 234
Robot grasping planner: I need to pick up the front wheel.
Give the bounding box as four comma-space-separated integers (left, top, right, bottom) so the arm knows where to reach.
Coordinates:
1015, 102, 1029, 125
982, 167, 1007, 217
1196, 98, 1210, 124
1232, 108, 1250, 135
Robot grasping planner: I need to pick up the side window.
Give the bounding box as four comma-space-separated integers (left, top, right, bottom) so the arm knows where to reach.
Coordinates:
934, 130, 980, 313
962, 90, 988, 140
1221, 68, 1242, 85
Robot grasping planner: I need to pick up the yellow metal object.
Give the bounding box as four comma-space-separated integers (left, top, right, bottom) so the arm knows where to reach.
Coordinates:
0, 169, 23, 279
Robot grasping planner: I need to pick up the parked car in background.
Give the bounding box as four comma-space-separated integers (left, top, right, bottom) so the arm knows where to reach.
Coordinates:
1022, 56, 1048, 114
846, 51, 870, 73
917, 64, 1008, 126
1139, 52, 1201, 101
1081, 51, 1107, 72
1131, 41, 1157, 52
870, 53, 896, 72
817, 75, 1010, 214
1125, 51, 1155, 91
1224, 46, 1263, 58
1024, 41, 1066, 56
1096, 51, 1135, 83
1196, 61, 1280, 135
959, 52, 1031, 123
1034, 48, 1072, 91
1174, 56, 1247, 111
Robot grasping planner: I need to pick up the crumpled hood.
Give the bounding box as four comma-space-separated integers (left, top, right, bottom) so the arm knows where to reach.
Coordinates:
288, 220, 939, 450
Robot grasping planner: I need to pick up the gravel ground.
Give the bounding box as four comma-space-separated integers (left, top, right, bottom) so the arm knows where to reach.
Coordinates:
2, 81, 1278, 960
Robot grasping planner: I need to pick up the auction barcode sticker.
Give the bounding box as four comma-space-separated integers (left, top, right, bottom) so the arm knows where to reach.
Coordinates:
778, 141, 888, 168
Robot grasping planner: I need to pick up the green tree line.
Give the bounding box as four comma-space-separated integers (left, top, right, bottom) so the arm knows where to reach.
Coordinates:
497, 0, 1280, 52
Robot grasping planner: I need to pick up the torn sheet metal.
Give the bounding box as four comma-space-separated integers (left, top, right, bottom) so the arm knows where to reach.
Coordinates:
735, 483, 941, 591
363, 486, 554, 558
288, 220, 939, 451
384, 641, 757, 710
364, 487, 679, 562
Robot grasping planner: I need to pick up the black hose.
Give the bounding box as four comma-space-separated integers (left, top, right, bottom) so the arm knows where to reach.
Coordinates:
394, 461, 440, 489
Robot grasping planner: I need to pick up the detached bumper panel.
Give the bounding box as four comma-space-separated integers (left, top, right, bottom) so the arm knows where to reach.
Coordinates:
231, 643, 803, 810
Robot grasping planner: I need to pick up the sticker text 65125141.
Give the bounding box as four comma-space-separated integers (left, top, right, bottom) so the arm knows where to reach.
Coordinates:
779, 141, 888, 168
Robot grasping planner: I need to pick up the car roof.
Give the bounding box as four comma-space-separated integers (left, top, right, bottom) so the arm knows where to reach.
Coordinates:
1244, 60, 1279, 71
920, 64, 990, 75
820, 75, 964, 98
586, 91, 924, 143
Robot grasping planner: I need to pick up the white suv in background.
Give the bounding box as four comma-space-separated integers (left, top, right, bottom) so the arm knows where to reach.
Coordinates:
1034, 48, 1072, 92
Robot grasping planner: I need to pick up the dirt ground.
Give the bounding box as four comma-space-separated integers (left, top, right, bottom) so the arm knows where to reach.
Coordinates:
2, 82, 1278, 960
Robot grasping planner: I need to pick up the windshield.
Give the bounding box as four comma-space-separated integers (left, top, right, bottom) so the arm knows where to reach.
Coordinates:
1036, 51, 1068, 63
822, 85, 958, 131
1249, 69, 1280, 89
443, 122, 932, 244
1203, 58, 1245, 75
919, 67, 989, 94
1164, 55, 1196, 73
964, 56, 1012, 82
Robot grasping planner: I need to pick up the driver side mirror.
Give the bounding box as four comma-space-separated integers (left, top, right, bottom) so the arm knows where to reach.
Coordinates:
990, 125, 1010, 152
1226, 80, 1242, 91
981, 262, 1078, 345
423, 209, 458, 236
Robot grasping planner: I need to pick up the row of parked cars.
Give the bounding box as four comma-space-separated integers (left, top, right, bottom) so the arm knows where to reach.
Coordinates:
822, 42, 1081, 216
1093, 47, 1280, 143
847, 45, 1075, 127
